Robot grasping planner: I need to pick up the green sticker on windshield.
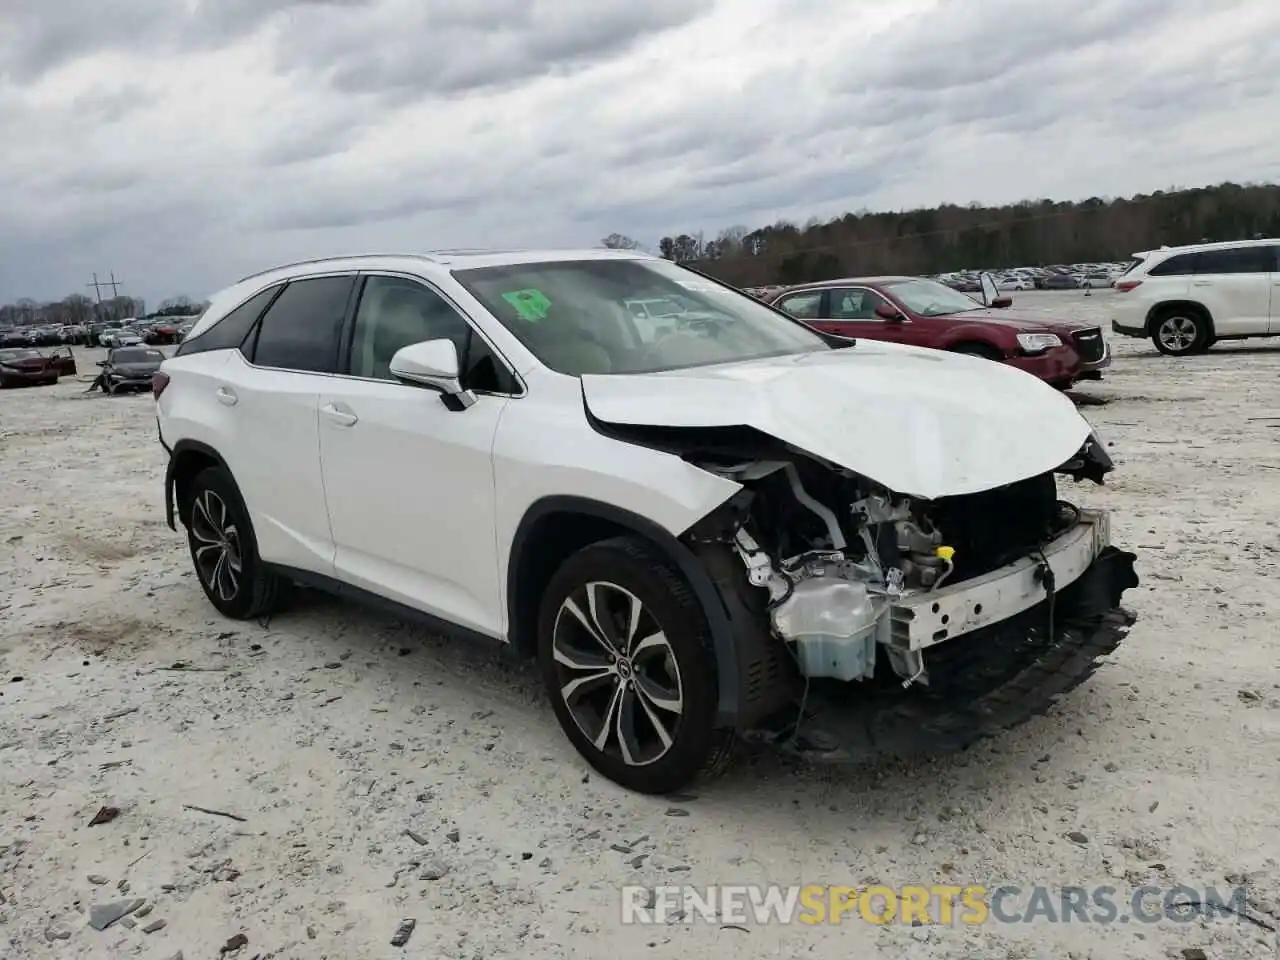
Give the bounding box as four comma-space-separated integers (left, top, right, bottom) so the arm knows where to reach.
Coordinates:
501, 288, 552, 322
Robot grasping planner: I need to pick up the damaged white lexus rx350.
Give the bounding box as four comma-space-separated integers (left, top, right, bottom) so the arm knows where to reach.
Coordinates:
155, 249, 1139, 794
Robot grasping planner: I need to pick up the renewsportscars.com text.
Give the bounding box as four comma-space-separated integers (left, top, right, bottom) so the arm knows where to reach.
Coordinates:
621, 884, 1251, 926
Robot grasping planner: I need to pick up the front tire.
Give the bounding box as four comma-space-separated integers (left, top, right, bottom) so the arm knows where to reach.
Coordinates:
184, 465, 285, 620
1151, 307, 1211, 355
537, 536, 732, 794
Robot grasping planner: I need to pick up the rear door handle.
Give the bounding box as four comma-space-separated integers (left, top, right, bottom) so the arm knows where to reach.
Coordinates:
321, 403, 358, 427
1192, 281, 1212, 286
215, 386, 238, 406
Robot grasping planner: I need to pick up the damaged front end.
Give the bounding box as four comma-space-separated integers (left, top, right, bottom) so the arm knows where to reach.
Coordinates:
677, 431, 1139, 761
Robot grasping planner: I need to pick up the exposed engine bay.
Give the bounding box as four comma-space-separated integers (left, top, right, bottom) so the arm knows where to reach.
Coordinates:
680, 432, 1121, 690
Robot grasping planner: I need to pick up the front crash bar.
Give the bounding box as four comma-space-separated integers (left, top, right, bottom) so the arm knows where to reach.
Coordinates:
887, 509, 1111, 652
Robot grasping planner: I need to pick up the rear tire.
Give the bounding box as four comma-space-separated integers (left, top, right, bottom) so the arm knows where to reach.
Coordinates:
537, 536, 733, 794
1151, 307, 1211, 356
184, 465, 286, 620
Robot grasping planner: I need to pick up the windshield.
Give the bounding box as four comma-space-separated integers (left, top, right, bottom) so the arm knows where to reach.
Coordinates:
881, 278, 985, 317
113, 348, 162, 363
452, 258, 829, 375
0, 348, 40, 360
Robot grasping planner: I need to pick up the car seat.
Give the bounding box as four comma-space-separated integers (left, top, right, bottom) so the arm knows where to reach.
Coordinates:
369, 290, 432, 379
524, 303, 618, 375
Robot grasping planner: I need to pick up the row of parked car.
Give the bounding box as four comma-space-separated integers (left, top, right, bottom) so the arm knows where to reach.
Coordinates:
0, 317, 198, 349
934, 263, 1128, 292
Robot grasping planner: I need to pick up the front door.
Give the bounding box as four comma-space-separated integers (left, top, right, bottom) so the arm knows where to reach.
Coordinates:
317, 273, 516, 637
821, 286, 911, 343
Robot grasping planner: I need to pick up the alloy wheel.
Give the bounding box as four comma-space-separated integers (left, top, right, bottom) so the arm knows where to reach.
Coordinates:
551, 581, 684, 767
1157, 315, 1198, 353
190, 489, 243, 602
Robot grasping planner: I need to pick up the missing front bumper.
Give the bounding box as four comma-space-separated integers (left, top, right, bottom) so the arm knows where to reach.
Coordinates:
887, 509, 1112, 652
769, 544, 1140, 763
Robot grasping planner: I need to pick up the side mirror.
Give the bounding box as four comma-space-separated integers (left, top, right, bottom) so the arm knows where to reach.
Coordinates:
96, 360, 107, 366
388, 338, 475, 408
874, 303, 903, 321
991, 296, 1013, 309
978, 272, 999, 306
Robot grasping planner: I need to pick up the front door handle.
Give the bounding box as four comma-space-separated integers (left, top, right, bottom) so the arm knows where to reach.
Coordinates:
1192, 281, 1212, 286
321, 403, 358, 427
215, 386, 238, 406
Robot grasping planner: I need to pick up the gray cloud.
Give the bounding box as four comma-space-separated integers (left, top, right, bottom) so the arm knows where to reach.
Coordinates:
0, 0, 369, 83
271, 0, 716, 99
1, 0, 1279, 304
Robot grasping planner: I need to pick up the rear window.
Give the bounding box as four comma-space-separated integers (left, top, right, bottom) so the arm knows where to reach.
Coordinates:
113, 348, 163, 363
1193, 246, 1272, 274
1120, 257, 1146, 276
1148, 245, 1275, 277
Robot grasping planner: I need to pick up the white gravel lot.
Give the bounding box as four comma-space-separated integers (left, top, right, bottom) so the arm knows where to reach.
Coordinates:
2, 290, 1279, 960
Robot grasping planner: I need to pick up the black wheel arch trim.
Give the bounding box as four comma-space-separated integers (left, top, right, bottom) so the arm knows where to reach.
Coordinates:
164, 439, 232, 531
507, 495, 742, 728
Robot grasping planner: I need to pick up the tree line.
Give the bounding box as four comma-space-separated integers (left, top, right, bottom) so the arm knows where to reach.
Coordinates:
606, 181, 1280, 286
0, 293, 209, 328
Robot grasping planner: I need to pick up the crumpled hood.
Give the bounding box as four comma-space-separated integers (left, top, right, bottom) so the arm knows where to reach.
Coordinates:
581, 342, 1093, 500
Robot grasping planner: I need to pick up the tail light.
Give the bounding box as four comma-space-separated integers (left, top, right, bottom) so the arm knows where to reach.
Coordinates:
1114, 279, 1142, 293
151, 372, 170, 399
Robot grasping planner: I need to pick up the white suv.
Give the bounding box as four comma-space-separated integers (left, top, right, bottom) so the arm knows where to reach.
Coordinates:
154, 249, 1139, 793
1111, 238, 1279, 355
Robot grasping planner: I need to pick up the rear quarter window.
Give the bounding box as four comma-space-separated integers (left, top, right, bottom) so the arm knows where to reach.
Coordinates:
176, 285, 283, 358
1147, 254, 1195, 277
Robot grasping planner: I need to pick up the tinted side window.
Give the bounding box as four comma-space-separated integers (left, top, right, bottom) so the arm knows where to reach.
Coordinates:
349, 275, 517, 393
176, 285, 281, 357
1193, 246, 1272, 275
1147, 254, 1194, 277
777, 292, 822, 318
246, 276, 355, 373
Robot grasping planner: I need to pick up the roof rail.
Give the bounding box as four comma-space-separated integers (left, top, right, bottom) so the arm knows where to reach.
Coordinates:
235, 252, 442, 284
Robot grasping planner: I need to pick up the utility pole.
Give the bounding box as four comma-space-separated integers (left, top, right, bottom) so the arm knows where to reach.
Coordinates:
86, 272, 123, 301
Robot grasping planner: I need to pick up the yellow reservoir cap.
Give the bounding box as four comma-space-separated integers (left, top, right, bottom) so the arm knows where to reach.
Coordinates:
935, 546, 955, 562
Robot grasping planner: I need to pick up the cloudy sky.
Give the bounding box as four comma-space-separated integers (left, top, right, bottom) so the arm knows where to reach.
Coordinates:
1, 0, 1278, 304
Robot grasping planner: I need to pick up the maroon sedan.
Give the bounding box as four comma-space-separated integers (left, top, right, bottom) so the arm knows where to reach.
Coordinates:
0, 348, 61, 388
768, 275, 1110, 389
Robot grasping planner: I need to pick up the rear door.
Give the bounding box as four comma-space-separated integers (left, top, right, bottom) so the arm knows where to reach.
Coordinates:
219, 274, 356, 575
1188, 246, 1272, 336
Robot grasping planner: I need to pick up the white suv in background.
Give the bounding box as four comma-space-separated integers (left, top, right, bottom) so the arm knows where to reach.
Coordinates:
1111, 238, 1279, 355
154, 249, 1138, 794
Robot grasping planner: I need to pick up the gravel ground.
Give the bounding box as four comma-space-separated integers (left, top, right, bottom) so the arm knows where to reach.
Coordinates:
2, 290, 1279, 960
